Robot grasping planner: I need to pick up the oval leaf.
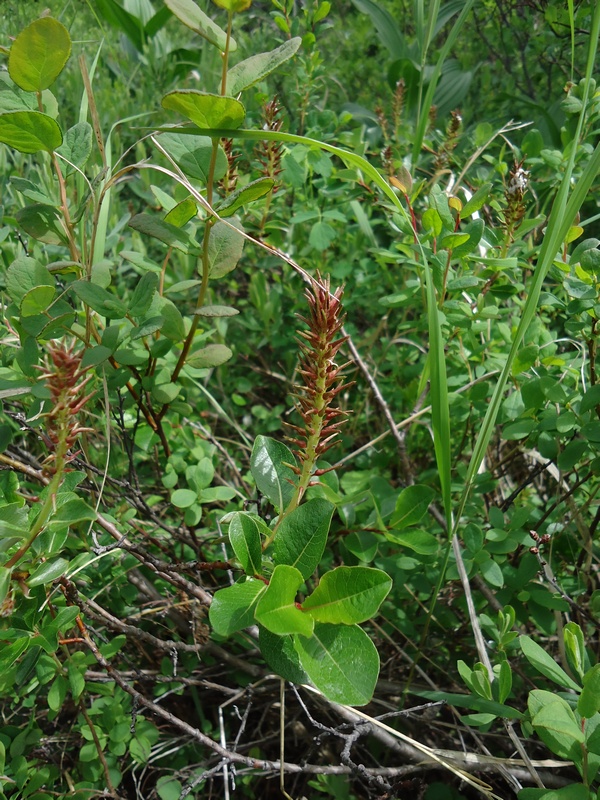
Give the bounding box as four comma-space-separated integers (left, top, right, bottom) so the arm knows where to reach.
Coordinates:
0, 111, 62, 153
164, 0, 236, 50
8, 17, 71, 92
273, 498, 334, 580
28, 557, 69, 587
302, 567, 392, 624
295, 623, 379, 705
216, 178, 274, 218
71, 280, 127, 319
390, 484, 436, 529
209, 578, 266, 636
162, 90, 245, 130
208, 220, 245, 278
255, 564, 313, 636
227, 37, 302, 95
259, 627, 309, 684
158, 132, 228, 182
229, 512, 262, 575
520, 635, 581, 692
250, 435, 297, 511
195, 304, 239, 317
186, 344, 233, 369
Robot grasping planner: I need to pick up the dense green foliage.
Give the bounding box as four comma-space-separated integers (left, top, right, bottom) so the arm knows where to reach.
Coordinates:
0, 1, 599, 798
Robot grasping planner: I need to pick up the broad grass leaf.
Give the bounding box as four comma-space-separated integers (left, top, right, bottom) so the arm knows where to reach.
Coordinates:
164, 0, 236, 50
273, 498, 333, 580
8, 17, 71, 92
302, 567, 391, 624
520, 636, 581, 692
227, 38, 302, 95
295, 623, 379, 706
162, 90, 245, 129
229, 512, 262, 576
250, 435, 297, 512
209, 578, 266, 636
255, 565, 313, 636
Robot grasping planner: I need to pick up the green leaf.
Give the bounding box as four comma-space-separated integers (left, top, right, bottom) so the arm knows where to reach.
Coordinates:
8, 17, 71, 92
129, 273, 159, 318
0, 110, 62, 153
71, 280, 127, 319
295, 623, 379, 706
478, 557, 504, 588
226, 38, 302, 95
422, 207, 443, 237
309, 221, 336, 251
390, 484, 435, 529
302, 567, 392, 624
208, 220, 245, 278
512, 344, 539, 376
68, 662, 85, 701
164, 197, 197, 227
229, 512, 262, 576
385, 528, 439, 555
49, 496, 96, 526
0, 566, 11, 606
529, 690, 584, 761
255, 565, 313, 636
213, 0, 251, 12
28, 558, 69, 587
259, 626, 309, 684
6, 257, 54, 305
15, 203, 65, 243
48, 675, 69, 712
209, 578, 266, 636
250, 435, 297, 512
216, 178, 274, 218
0, 637, 28, 670
162, 90, 245, 130
274, 498, 333, 580
460, 183, 493, 218
413, 688, 522, 719
20, 285, 55, 317
164, 0, 236, 50
128, 213, 199, 254
171, 489, 197, 508
186, 344, 233, 369
580, 385, 600, 414
156, 776, 184, 800
158, 132, 228, 183
56, 122, 93, 174
520, 635, 581, 692
564, 621, 589, 683
81, 345, 113, 368
497, 660, 513, 704
196, 304, 239, 318
578, 664, 600, 718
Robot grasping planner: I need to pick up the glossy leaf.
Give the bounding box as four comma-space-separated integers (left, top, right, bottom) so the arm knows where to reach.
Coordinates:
228, 512, 262, 575
164, 0, 236, 50
162, 91, 245, 130
164, 197, 197, 227
390, 484, 436, 529
28, 557, 69, 587
259, 626, 309, 684
460, 182, 492, 218
302, 567, 391, 624
208, 220, 245, 278
158, 132, 228, 183
227, 38, 302, 95
250, 435, 297, 512
209, 578, 266, 636
255, 565, 313, 636
216, 178, 274, 218
0, 110, 62, 153
186, 344, 233, 369
8, 17, 71, 92
295, 623, 379, 706
520, 635, 581, 692
273, 498, 334, 580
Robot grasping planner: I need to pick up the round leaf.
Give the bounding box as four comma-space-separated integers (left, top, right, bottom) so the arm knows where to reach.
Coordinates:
162, 90, 245, 130
0, 111, 62, 153
8, 17, 71, 92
